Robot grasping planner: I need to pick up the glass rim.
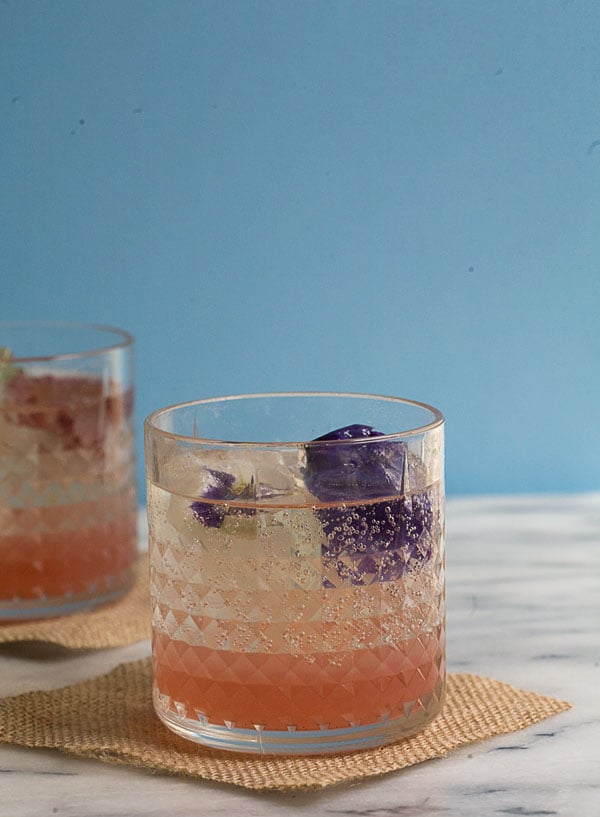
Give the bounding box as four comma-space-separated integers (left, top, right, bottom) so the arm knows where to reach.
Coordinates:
144, 391, 444, 447
0, 320, 134, 363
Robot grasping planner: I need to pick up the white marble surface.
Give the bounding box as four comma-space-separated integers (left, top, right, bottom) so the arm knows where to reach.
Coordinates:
1, 495, 599, 816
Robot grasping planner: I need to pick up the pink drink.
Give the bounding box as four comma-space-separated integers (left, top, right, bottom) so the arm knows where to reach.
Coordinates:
149, 480, 444, 750
145, 393, 445, 754
0, 329, 137, 620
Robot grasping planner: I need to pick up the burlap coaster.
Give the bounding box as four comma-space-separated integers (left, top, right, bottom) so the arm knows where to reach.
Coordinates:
0, 556, 150, 649
0, 658, 570, 791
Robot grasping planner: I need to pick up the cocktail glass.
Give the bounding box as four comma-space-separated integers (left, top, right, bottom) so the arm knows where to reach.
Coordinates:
0, 321, 138, 620
145, 392, 445, 755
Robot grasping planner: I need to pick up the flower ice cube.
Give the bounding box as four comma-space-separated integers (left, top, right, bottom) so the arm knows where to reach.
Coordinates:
304, 424, 437, 584
191, 469, 255, 528
189, 450, 297, 528
304, 424, 405, 501
2, 369, 132, 450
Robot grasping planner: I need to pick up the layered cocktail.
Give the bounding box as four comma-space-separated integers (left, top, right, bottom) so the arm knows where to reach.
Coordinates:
0, 322, 138, 619
145, 393, 445, 754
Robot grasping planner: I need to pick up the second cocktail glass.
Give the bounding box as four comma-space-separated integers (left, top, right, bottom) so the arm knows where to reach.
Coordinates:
0, 321, 138, 620
145, 392, 445, 755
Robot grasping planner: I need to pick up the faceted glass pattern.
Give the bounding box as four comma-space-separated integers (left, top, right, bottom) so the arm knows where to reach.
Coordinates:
148, 485, 445, 753
0, 324, 137, 619
146, 393, 445, 755
1, 425, 137, 614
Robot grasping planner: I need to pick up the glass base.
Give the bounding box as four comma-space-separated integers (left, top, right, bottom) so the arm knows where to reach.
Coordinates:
0, 571, 135, 621
154, 683, 445, 755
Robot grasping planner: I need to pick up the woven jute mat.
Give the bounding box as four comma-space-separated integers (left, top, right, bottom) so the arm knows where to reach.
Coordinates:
0, 556, 150, 649
0, 658, 570, 791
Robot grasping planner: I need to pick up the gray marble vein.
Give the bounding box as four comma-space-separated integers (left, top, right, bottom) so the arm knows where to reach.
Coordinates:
1, 494, 598, 816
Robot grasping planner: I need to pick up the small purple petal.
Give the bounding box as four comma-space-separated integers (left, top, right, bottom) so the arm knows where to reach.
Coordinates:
190, 499, 225, 528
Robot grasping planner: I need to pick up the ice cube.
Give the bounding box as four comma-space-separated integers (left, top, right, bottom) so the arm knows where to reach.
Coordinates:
155, 447, 231, 500
254, 449, 297, 499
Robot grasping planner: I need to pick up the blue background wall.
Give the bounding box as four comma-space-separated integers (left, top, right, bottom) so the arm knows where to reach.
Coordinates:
2, 1, 599, 496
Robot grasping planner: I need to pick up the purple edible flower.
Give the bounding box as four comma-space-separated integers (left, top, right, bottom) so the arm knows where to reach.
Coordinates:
304, 424, 436, 586
304, 424, 404, 502
190, 469, 255, 528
